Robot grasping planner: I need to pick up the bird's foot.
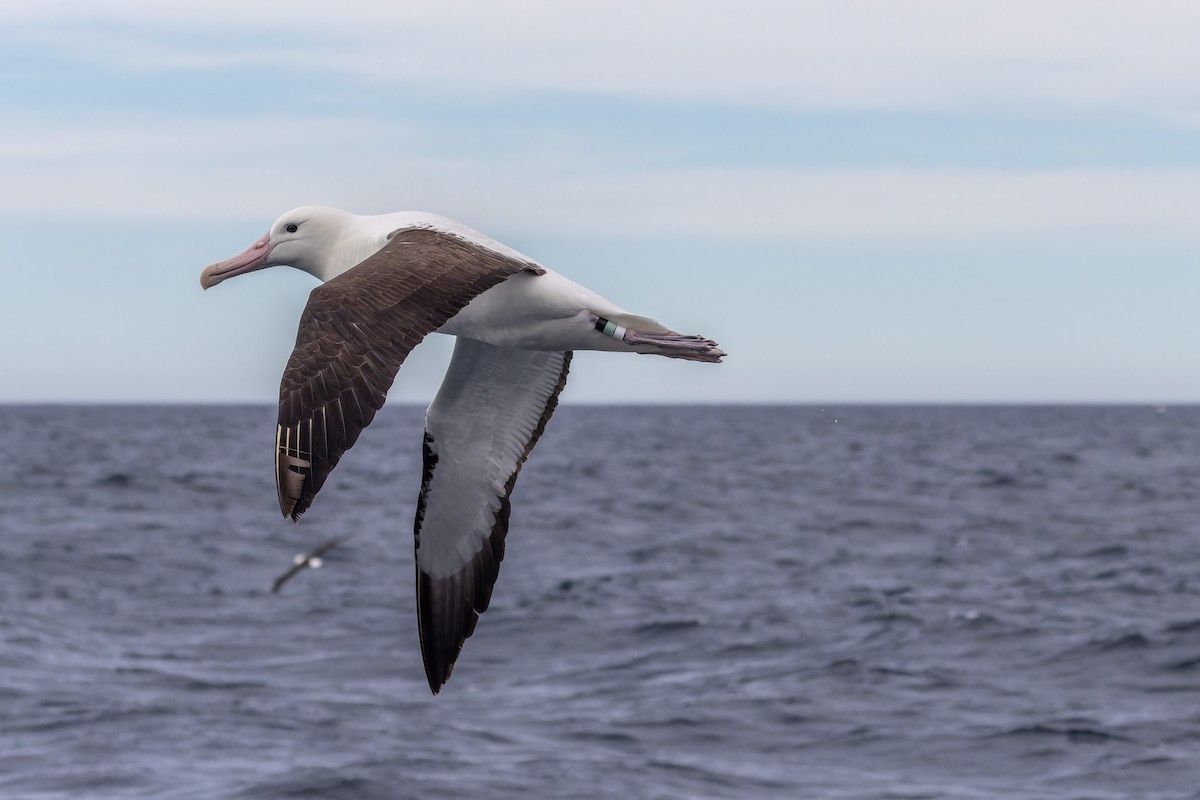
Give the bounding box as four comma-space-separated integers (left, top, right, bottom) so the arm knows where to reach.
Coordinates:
592, 315, 725, 362
628, 329, 725, 362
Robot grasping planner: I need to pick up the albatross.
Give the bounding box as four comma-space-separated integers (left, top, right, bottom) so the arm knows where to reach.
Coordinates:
271, 532, 355, 594
200, 206, 724, 693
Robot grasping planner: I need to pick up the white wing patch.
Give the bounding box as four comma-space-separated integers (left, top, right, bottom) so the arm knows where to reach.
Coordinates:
417, 340, 566, 577
412, 338, 572, 692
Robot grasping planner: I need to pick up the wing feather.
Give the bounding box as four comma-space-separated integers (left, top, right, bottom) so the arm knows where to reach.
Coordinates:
275, 228, 541, 520
414, 340, 571, 693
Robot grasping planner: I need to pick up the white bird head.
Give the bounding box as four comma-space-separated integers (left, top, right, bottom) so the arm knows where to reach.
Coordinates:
199, 206, 354, 289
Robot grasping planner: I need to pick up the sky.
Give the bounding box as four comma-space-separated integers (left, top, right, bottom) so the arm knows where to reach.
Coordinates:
2, 0, 1199, 403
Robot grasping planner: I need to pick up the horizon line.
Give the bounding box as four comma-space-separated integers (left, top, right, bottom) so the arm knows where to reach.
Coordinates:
0, 399, 1188, 408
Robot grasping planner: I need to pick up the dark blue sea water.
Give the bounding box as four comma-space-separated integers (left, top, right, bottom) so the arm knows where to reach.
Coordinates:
2, 405, 1199, 799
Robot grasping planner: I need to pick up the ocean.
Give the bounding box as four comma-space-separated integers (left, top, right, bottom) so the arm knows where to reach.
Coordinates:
1, 405, 1199, 799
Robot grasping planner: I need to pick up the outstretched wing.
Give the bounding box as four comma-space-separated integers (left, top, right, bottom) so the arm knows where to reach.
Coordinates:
275, 228, 542, 521
270, 533, 355, 594
414, 338, 571, 694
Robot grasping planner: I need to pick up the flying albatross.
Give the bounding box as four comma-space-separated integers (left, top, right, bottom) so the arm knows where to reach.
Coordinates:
271, 532, 355, 594
200, 206, 724, 693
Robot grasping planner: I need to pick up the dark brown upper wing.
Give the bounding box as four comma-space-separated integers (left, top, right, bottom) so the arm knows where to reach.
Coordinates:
275, 228, 542, 521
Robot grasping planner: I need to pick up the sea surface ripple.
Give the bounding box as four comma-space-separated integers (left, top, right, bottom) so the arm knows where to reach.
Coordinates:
1, 405, 1199, 799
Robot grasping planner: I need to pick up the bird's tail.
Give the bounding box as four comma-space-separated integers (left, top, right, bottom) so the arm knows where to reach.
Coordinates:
592, 312, 725, 363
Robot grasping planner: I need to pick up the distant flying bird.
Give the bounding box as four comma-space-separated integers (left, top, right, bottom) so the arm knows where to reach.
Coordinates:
271, 532, 355, 594
200, 206, 724, 693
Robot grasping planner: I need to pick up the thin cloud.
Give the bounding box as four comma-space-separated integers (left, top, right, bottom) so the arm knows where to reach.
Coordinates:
0, 117, 395, 159
7, 1, 1200, 112
4, 118, 1199, 242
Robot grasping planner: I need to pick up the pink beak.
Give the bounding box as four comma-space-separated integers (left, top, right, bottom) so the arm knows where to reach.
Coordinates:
200, 231, 273, 289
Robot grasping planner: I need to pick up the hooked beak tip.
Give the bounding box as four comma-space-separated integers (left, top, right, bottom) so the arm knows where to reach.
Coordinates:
199, 230, 272, 291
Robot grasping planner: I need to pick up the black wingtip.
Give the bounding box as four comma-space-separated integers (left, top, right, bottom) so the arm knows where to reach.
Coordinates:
421, 641, 454, 695
423, 650, 458, 695
416, 566, 474, 696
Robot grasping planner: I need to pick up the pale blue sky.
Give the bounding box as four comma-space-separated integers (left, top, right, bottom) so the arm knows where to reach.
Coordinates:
3, 1, 1199, 403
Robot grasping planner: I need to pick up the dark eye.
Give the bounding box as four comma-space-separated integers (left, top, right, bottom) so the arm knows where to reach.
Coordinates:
285, 223, 299, 233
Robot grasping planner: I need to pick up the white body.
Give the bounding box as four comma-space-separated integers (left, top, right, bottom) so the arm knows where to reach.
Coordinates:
316, 210, 648, 354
